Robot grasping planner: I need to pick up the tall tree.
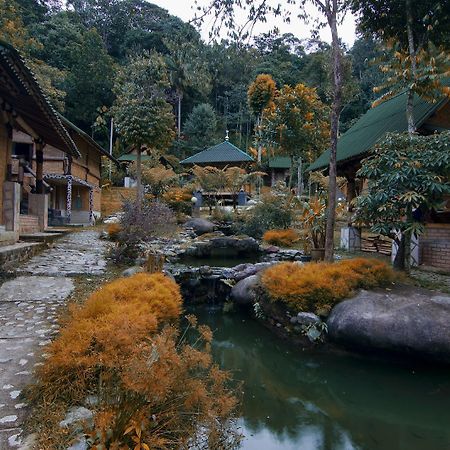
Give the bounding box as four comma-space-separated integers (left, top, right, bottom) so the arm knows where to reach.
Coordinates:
351, 0, 450, 132
164, 37, 212, 139
64, 29, 116, 129
183, 103, 218, 155
113, 53, 175, 202
195, 0, 349, 261
262, 83, 329, 192
248, 73, 276, 163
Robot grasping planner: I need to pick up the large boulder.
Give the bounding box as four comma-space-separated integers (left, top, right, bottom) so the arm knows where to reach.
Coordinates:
184, 218, 215, 236
231, 275, 259, 305
327, 287, 450, 364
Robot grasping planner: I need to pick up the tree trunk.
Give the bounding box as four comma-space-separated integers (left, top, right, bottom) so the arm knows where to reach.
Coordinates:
324, 1, 343, 262
136, 147, 143, 203
297, 157, 303, 198
393, 236, 406, 270
405, 0, 417, 134
177, 91, 183, 139
288, 155, 295, 189
257, 114, 262, 164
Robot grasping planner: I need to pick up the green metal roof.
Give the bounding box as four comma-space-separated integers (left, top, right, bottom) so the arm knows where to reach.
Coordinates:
268, 156, 292, 169
308, 90, 449, 172
180, 141, 253, 165
118, 154, 155, 162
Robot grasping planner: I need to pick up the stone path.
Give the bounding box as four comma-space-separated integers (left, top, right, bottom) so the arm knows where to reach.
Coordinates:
0, 231, 108, 448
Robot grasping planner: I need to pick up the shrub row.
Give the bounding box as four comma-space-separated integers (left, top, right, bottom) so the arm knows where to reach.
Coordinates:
261, 258, 395, 313
263, 229, 299, 247
31, 273, 238, 449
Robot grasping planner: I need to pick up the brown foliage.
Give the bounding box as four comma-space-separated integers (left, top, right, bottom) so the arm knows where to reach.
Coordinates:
30, 273, 239, 449
261, 258, 395, 313
263, 229, 299, 247
107, 223, 122, 240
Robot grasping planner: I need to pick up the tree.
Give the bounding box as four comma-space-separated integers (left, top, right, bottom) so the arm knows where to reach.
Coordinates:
164, 37, 212, 139
248, 74, 276, 163
113, 53, 175, 202
65, 28, 116, 129
183, 103, 217, 155
262, 83, 329, 192
0, 0, 66, 109
351, 0, 450, 133
254, 33, 306, 87
139, 164, 180, 199
355, 132, 450, 271
195, 0, 350, 261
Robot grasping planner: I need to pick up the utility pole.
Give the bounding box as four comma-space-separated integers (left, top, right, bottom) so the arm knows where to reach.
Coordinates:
109, 118, 114, 182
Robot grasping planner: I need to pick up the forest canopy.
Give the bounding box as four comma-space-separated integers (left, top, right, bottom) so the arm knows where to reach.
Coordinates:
1, 0, 387, 157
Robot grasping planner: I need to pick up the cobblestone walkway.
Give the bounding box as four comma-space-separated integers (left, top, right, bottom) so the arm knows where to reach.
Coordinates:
0, 231, 107, 448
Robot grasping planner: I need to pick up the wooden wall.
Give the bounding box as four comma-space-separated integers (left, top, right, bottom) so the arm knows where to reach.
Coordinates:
0, 123, 9, 225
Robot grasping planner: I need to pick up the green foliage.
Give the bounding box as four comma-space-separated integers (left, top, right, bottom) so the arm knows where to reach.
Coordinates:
355, 131, 450, 240
262, 83, 329, 164
239, 192, 295, 238
350, 0, 450, 51
65, 29, 116, 128
183, 103, 218, 153
113, 52, 175, 151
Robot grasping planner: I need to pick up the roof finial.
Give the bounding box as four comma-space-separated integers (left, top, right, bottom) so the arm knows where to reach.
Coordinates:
225, 130, 229, 141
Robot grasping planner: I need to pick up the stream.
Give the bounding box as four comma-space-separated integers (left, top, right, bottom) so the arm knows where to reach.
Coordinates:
193, 306, 450, 450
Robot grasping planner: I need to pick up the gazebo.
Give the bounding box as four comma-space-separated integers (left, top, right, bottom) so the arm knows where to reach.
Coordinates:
180, 134, 254, 168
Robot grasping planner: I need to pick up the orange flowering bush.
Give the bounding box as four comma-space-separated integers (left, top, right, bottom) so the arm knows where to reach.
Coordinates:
263, 229, 299, 247
162, 186, 192, 214
30, 273, 239, 449
107, 223, 122, 240
261, 258, 395, 313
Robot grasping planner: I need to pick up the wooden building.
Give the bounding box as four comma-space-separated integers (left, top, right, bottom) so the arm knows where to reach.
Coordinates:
309, 89, 450, 269
0, 41, 79, 242
13, 116, 117, 225
1, 40, 117, 241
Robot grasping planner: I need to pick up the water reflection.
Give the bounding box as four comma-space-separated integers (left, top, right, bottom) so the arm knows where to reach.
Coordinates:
194, 308, 450, 450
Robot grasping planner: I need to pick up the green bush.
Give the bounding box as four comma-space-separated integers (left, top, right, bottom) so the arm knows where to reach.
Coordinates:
238, 194, 294, 238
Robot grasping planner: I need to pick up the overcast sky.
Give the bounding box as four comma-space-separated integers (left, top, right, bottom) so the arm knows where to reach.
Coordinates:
151, 0, 357, 47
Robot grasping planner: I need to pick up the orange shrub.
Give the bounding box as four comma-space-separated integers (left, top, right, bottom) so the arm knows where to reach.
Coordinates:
31, 273, 239, 449
263, 229, 299, 247
107, 222, 121, 240
261, 258, 394, 313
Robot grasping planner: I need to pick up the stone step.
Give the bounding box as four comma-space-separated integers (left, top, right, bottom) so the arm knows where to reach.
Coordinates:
19, 215, 40, 235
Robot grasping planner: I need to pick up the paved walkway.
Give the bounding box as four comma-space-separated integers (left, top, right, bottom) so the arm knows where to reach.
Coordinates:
0, 231, 108, 448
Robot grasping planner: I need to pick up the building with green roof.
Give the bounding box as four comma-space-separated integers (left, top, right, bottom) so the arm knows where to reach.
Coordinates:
309, 89, 450, 270
309, 89, 450, 175
180, 137, 253, 167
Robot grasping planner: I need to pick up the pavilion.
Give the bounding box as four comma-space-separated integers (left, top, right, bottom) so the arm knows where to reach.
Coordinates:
180, 135, 254, 168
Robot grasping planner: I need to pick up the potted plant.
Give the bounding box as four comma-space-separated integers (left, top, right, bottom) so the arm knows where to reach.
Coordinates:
299, 196, 326, 261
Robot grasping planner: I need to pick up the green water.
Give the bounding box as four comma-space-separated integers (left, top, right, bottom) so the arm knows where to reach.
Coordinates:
194, 307, 450, 450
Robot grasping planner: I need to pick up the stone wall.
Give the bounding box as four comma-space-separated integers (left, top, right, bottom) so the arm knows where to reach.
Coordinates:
420, 224, 450, 270
101, 187, 136, 217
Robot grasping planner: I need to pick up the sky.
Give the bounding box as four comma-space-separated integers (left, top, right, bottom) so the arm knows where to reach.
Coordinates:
151, 0, 357, 47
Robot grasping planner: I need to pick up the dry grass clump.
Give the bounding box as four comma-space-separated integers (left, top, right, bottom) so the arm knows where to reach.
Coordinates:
261, 258, 395, 313
29, 273, 239, 449
263, 229, 299, 247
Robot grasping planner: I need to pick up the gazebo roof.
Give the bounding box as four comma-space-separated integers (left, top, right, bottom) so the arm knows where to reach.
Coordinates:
308, 89, 449, 172
180, 141, 254, 165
